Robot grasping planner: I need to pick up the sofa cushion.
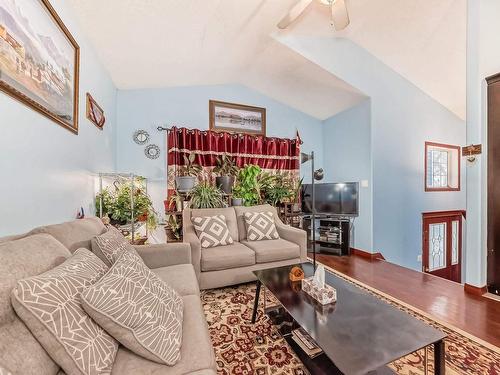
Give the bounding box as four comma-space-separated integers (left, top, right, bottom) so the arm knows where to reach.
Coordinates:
111, 295, 216, 375
241, 239, 300, 263
192, 215, 234, 248
234, 204, 278, 241
243, 211, 280, 241
91, 226, 138, 266
81, 251, 183, 366
152, 264, 200, 296
29, 217, 106, 253
11, 248, 117, 375
0, 234, 72, 375
190, 207, 238, 242
201, 242, 255, 272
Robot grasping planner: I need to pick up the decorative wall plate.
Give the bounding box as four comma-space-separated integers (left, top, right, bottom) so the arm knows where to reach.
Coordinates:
145, 144, 160, 159
133, 130, 150, 145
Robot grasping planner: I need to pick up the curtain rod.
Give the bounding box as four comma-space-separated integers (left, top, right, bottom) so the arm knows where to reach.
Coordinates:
157, 126, 169, 131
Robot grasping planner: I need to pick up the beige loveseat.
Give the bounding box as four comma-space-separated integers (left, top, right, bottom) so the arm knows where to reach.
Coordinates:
183, 204, 307, 290
0, 217, 216, 375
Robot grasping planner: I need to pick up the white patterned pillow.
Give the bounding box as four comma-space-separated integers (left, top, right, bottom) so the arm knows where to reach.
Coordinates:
92, 225, 138, 265
191, 214, 234, 248
81, 250, 184, 365
11, 249, 118, 375
244, 211, 280, 241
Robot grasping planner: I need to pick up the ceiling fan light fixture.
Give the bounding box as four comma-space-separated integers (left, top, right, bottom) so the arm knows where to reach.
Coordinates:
319, 0, 333, 5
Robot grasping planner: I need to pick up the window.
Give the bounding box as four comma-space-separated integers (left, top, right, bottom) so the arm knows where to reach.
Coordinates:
425, 142, 460, 191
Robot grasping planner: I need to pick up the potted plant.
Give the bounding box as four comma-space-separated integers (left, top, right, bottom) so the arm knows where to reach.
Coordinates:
292, 177, 303, 212
213, 154, 239, 194
231, 184, 244, 206
95, 178, 158, 230
167, 190, 184, 212
233, 164, 262, 207
175, 154, 203, 192
165, 214, 182, 242
190, 181, 225, 209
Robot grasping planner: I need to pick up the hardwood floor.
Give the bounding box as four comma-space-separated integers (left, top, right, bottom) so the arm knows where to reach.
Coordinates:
309, 252, 500, 349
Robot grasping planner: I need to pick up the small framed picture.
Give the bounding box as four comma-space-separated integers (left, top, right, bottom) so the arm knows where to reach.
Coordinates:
86, 93, 105, 129
209, 100, 266, 136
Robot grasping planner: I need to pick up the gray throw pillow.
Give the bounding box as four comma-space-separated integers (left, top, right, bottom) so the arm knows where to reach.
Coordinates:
80, 250, 184, 366
192, 214, 234, 248
91, 226, 138, 266
244, 211, 280, 241
11, 249, 118, 375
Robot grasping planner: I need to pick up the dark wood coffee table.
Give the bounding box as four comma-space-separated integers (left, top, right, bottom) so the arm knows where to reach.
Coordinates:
252, 263, 446, 375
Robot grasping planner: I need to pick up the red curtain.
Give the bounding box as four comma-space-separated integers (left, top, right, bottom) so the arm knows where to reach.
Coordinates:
166, 126, 301, 194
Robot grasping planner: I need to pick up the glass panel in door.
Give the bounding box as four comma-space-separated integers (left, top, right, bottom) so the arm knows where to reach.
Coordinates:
429, 223, 447, 271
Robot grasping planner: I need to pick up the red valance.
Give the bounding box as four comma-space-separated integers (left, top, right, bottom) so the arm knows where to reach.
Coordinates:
166, 127, 301, 193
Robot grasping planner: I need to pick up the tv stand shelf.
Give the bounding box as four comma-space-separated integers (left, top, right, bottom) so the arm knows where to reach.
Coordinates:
303, 216, 351, 256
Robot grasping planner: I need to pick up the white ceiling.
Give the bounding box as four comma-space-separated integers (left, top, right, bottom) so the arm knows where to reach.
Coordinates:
276, 0, 467, 119
66, 0, 466, 120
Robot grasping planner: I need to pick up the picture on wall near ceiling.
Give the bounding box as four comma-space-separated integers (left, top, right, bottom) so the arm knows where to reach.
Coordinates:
209, 100, 266, 136
86, 93, 105, 129
0, 0, 80, 133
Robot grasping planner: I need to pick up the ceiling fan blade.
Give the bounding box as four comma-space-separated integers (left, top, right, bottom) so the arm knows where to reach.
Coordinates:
277, 0, 314, 29
331, 0, 350, 30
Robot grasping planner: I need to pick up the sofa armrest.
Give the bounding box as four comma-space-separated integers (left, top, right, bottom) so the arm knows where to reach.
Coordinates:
133, 243, 191, 269
182, 208, 202, 280
275, 222, 307, 262
182, 232, 201, 281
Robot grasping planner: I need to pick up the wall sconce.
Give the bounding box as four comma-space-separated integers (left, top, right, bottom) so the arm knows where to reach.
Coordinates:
462, 144, 482, 164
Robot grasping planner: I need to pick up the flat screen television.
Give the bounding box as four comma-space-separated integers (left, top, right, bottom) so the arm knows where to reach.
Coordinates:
301, 182, 359, 216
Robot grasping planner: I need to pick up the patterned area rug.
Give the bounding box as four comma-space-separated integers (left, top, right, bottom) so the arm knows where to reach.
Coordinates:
200, 266, 500, 375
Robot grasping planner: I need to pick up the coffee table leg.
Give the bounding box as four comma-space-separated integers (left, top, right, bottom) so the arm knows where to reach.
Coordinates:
252, 281, 261, 324
433, 340, 445, 375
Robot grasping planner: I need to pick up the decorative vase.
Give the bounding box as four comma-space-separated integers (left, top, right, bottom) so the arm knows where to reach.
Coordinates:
232, 197, 243, 206
216, 176, 235, 194
175, 176, 196, 192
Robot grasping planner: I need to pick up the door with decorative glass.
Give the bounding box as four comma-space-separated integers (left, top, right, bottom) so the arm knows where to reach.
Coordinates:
422, 211, 463, 282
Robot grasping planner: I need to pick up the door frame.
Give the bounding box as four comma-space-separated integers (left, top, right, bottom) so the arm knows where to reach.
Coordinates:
422, 210, 465, 283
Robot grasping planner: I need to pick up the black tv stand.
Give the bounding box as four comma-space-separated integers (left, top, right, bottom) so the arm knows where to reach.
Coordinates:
302, 215, 352, 256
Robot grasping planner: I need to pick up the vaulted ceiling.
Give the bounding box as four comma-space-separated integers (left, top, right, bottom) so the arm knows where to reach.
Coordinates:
67, 0, 466, 120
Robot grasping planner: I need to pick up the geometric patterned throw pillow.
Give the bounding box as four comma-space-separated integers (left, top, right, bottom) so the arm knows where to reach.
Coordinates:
81, 250, 183, 366
191, 214, 234, 248
11, 249, 118, 375
244, 211, 280, 241
92, 226, 139, 266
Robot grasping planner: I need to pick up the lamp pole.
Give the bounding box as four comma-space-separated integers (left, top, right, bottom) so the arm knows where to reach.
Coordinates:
311, 151, 316, 271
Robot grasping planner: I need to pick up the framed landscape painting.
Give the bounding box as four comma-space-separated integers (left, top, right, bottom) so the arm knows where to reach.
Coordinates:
209, 100, 266, 136
0, 0, 80, 133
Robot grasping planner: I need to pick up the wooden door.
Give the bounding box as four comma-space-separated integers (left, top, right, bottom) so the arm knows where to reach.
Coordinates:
487, 73, 500, 295
422, 211, 463, 283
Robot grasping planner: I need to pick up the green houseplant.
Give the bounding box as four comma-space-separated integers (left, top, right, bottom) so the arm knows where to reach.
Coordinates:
213, 154, 239, 194
165, 214, 182, 242
190, 181, 225, 209
233, 164, 261, 206
175, 154, 203, 192
95, 178, 158, 230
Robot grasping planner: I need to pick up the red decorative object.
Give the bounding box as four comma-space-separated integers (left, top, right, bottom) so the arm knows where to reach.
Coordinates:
166, 127, 301, 195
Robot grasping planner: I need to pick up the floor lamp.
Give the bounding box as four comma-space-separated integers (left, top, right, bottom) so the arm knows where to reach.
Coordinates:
300, 151, 324, 271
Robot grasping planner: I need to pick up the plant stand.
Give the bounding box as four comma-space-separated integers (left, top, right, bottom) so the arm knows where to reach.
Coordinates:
97, 173, 149, 244
278, 202, 302, 228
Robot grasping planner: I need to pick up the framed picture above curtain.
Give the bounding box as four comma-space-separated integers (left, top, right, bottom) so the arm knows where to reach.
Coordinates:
209, 100, 266, 136
0, 0, 80, 133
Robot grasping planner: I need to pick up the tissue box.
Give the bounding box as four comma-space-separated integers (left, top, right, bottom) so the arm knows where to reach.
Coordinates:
301, 277, 337, 305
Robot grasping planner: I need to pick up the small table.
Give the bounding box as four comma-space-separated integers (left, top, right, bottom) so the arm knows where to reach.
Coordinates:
252, 263, 446, 375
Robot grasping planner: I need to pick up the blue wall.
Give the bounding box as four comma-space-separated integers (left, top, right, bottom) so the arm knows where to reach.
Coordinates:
116, 84, 324, 216
278, 36, 466, 271
0, 0, 117, 237
322, 99, 372, 251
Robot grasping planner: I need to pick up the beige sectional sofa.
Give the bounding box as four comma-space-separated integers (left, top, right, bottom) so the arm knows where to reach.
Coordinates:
0, 217, 216, 375
183, 204, 307, 290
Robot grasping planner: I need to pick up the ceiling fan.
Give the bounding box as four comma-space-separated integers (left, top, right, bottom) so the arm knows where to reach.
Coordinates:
277, 0, 350, 31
